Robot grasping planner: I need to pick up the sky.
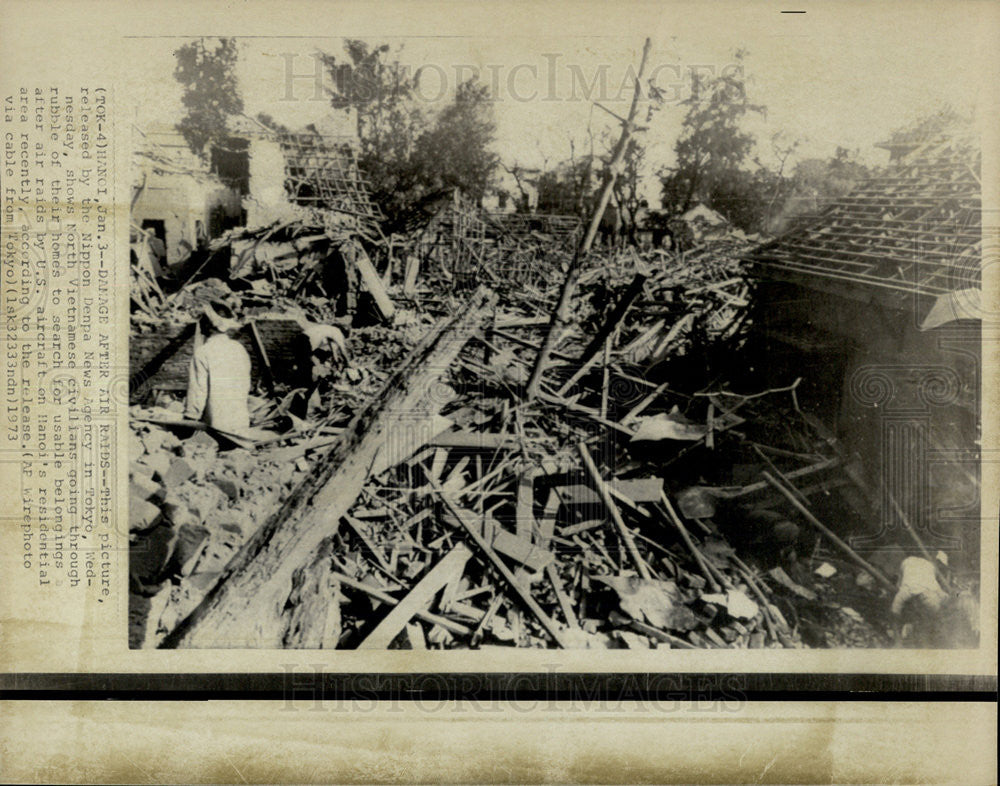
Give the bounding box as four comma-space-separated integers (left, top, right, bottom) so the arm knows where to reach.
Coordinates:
125, 2, 995, 204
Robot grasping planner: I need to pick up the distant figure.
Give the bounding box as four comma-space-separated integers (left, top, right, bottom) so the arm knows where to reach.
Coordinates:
184, 302, 251, 434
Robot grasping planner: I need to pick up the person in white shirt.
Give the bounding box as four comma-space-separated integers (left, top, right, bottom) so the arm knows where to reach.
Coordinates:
184, 302, 252, 434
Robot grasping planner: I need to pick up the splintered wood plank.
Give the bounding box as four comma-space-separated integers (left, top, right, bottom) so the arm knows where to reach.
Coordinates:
333, 573, 471, 637
438, 490, 570, 648
577, 443, 650, 580
406, 623, 426, 649
358, 543, 471, 650
428, 448, 448, 482
545, 564, 580, 631
611, 477, 664, 505
515, 471, 535, 540
341, 516, 393, 574
557, 273, 647, 396
440, 511, 554, 573
536, 487, 561, 546
485, 523, 554, 573
349, 241, 396, 320
430, 431, 517, 450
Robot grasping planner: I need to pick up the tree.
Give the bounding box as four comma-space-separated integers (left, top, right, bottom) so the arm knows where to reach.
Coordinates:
173, 38, 244, 159
659, 52, 766, 219
321, 41, 424, 219
536, 153, 599, 216
704, 166, 788, 233
410, 80, 499, 202
782, 147, 871, 222
321, 40, 498, 223
612, 138, 648, 244
500, 162, 538, 213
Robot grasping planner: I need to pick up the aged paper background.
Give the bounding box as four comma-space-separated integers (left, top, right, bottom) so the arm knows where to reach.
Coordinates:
1, 0, 997, 782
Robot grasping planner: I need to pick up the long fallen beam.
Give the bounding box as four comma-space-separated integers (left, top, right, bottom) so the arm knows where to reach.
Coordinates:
761, 471, 895, 591
160, 288, 494, 648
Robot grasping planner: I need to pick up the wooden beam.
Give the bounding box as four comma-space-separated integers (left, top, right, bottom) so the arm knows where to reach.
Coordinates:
557, 273, 647, 396
525, 38, 653, 399
348, 241, 396, 321
761, 471, 895, 591
536, 390, 636, 437
334, 572, 472, 637
577, 443, 650, 579
659, 492, 721, 593
515, 470, 536, 540
546, 564, 580, 630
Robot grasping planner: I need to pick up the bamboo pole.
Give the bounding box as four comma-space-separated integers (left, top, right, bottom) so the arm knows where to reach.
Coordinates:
761, 471, 895, 591
578, 442, 651, 579
525, 38, 653, 400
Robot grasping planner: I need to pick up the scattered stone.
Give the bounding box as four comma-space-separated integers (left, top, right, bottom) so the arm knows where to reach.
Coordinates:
220, 448, 255, 477
182, 430, 219, 458
140, 429, 169, 455
814, 562, 837, 579
683, 572, 707, 591
161, 494, 198, 528
136, 450, 171, 480
130, 524, 177, 586
129, 496, 163, 533
191, 538, 240, 576
128, 432, 145, 462
855, 571, 875, 590
162, 457, 197, 489
130, 461, 156, 482
217, 520, 244, 539
179, 483, 226, 520
212, 477, 240, 501
165, 523, 212, 579
130, 475, 165, 504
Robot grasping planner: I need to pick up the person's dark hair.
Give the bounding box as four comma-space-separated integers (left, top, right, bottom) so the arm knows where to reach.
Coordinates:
200, 301, 239, 336
212, 301, 236, 320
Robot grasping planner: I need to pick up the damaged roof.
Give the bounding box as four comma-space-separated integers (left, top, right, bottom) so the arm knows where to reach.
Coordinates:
747, 125, 982, 305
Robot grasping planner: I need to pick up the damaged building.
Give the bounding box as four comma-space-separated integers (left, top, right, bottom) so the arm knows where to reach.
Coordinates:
746, 125, 982, 571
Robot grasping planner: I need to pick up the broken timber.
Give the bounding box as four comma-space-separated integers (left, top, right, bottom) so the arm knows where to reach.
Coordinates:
358, 543, 471, 649
160, 288, 494, 647
344, 240, 396, 321
437, 490, 571, 648
557, 272, 647, 396
525, 37, 652, 400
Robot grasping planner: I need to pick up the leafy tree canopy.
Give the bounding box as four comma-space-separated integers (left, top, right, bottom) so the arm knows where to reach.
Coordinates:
659, 52, 766, 221
173, 38, 244, 159
321, 40, 498, 225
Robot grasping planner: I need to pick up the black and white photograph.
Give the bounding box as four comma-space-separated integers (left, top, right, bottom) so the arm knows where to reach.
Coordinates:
2, 1, 998, 782
125, 21, 984, 651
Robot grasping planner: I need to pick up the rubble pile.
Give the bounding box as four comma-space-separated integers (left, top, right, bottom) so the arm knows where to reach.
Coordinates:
307, 335, 904, 651
129, 191, 977, 650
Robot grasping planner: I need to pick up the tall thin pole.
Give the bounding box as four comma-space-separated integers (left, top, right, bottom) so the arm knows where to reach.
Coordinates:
525, 38, 653, 400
